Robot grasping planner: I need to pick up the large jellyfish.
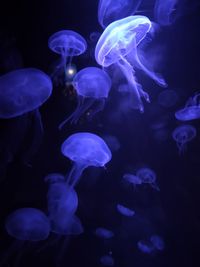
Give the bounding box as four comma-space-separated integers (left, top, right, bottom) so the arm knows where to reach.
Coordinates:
175, 92, 200, 121
48, 30, 87, 85
172, 124, 196, 154
59, 67, 111, 129
98, 0, 142, 28
154, 0, 178, 26
95, 16, 167, 112
61, 132, 112, 188
136, 167, 160, 191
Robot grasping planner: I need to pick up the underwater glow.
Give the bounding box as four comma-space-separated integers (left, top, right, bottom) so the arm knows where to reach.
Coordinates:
154, 0, 178, 26
123, 173, 142, 187
95, 15, 167, 112
59, 67, 111, 128
136, 167, 160, 191
116, 204, 135, 217
95, 227, 114, 239
137, 240, 155, 254
150, 235, 165, 251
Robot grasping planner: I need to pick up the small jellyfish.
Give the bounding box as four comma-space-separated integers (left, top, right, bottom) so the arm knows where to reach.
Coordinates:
100, 254, 114, 266
172, 124, 196, 154
61, 132, 112, 188
116, 204, 135, 217
89, 31, 101, 43
48, 30, 87, 84
136, 167, 160, 191
150, 235, 165, 251
158, 89, 179, 108
59, 67, 111, 128
123, 173, 142, 188
154, 0, 178, 26
95, 16, 167, 112
95, 227, 114, 239
175, 92, 200, 121
137, 239, 155, 254
103, 135, 121, 152
98, 0, 143, 28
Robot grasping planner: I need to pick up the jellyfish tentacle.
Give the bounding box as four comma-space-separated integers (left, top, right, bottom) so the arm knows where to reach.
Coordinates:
87, 98, 106, 121
65, 162, 87, 188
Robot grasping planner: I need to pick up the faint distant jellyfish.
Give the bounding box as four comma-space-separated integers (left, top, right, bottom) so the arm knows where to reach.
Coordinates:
95, 16, 167, 112
103, 135, 121, 152
123, 173, 142, 189
158, 89, 179, 108
154, 0, 178, 26
61, 132, 112, 188
100, 255, 114, 266
89, 31, 101, 43
136, 167, 160, 191
48, 30, 87, 84
175, 92, 200, 121
137, 239, 155, 254
95, 227, 114, 239
98, 0, 143, 28
172, 124, 196, 154
150, 235, 165, 251
59, 67, 111, 128
116, 204, 135, 217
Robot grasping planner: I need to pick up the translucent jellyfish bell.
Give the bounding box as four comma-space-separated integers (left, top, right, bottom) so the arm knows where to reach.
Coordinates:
95, 15, 167, 112
61, 132, 112, 188
59, 67, 111, 129
172, 124, 196, 154
123, 173, 142, 188
137, 239, 155, 254
95, 227, 114, 239
98, 0, 143, 28
116, 204, 135, 217
0, 68, 52, 118
136, 167, 160, 191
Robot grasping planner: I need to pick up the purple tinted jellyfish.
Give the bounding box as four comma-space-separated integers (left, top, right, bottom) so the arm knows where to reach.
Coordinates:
123, 173, 142, 188
158, 89, 179, 108
95, 227, 114, 239
136, 167, 160, 191
98, 0, 142, 28
48, 30, 87, 84
150, 235, 165, 251
100, 255, 114, 266
95, 16, 167, 112
154, 0, 178, 26
0, 68, 52, 119
172, 124, 196, 154
61, 132, 112, 188
175, 92, 200, 121
59, 67, 111, 128
137, 239, 155, 254
116, 204, 135, 217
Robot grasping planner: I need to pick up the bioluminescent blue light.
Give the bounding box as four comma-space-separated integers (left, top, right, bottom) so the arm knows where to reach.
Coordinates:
175, 92, 200, 121
59, 67, 111, 128
136, 167, 160, 191
116, 204, 135, 217
100, 254, 114, 266
123, 173, 142, 188
98, 0, 142, 28
95, 16, 167, 112
0, 68, 52, 119
61, 132, 112, 188
158, 89, 179, 108
95, 227, 114, 239
172, 124, 196, 154
5, 208, 50, 241
65, 63, 77, 81
150, 235, 165, 251
137, 240, 155, 254
154, 0, 178, 26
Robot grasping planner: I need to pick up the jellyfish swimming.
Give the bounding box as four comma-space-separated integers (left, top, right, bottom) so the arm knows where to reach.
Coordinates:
48, 30, 87, 84
136, 167, 160, 191
100, 254, 114, 266
95, 15, 167, 112
175, 92, 200, 121
123, 173, 143, 188
95, 227, 114, 239
154, 0, 178, 26
172, 124, 196, 154
59, 67, 111, 128
150, 235, 165, 251
158, 89, 179, 108
137, 239, 155, 254
116, 204, 135, 217
98, 0, 143, 28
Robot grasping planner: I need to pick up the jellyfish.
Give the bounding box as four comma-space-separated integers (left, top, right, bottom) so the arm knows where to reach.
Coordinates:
103, 135, 121, 152
123, 173, 142, 189
158, 89, 179, 108
95, 227, 114, 239
137, 239, 155, 254
172, 124, 196, 154
95, 16, 167, 112
175, 92, 200, 121
98, 0, 143, 28
61, 132, 112, 188
59, 67, 111, 128
136, 167, 160, 191
100, 254, 114, 266
150, 235, 165, 251
154, 0, 179, 26
116, 204, 135, 217
48, 30, 87, 84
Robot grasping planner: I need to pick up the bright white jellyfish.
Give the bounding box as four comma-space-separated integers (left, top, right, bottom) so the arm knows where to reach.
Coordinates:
116, 204, 135, 217
100, 254, 114, 266
61, 132, 112, 188
136, 167, 160, 191
48, 30, 87, 85
150, 235, 165, 251
172, 124, 196, 154
95, 16, 167, 112
95, 227, 114, 239
175, 92, 200, 121
58, 67, 111, 129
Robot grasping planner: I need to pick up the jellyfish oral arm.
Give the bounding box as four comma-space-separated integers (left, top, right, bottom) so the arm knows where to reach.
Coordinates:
66, 162, 87, 188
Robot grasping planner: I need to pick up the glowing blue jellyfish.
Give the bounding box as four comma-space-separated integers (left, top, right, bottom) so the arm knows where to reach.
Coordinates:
158, 89, 179, 108
136, 167, 160, 191
172, 124, 196, 154
95, 16, 167, 112
123, 173, 142, 188
154, 0, 178, 26
137, 240, 155, 254
95, 227, 114, 239
100, 255, 114, 266
116, 204, 135, 217
175, 92, 200, 121
0, 68, 52, 118
98, 0, 142, 28
61, 132, 112, 188
150, 235, 165, 251
59, 67, 111, 128
48, 30, 87, 84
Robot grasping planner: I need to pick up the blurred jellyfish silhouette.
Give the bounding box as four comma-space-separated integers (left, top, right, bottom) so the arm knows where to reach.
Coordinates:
137, 239, 155, 254
150, 235, 165, 251
59, 67, 111, 128
103, 135, 121, 152
116, 204, 135, 217
95, 227, 114, 239
98, 0, 142, 28
123, 173, 142, 189
61, 132, 112, 188
136, 167, 160, 191
95, 16, 167, 112
89, 31, 101, 43
172, 124, 196, 154
154, 0, 178, 26
175, 92, 200, 121
158, 89, 179, 108
48, 30, 87, 85
100, 254, 114, 266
